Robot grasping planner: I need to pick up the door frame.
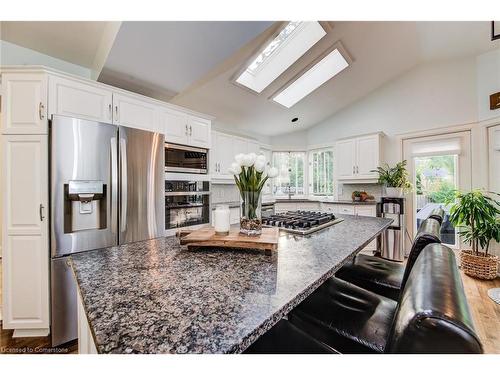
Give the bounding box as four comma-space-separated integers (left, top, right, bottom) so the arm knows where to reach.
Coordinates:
402, 130, 472, 250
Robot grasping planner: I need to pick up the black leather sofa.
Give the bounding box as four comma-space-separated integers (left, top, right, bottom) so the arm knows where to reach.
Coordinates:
335, 217, 441, 300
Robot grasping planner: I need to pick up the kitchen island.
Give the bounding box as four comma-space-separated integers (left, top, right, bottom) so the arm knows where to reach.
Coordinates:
70, 215, 392, 354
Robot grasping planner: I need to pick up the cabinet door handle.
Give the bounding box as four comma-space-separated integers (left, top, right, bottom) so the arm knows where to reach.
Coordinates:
108, 104, 112, 120
39, 204, 45, 221
352, 166, 355, 175
185, 124, 188, 136
115, 106, 119, 122
356, 166, 359, 174
39, 102, 45, 120
189, 125, 192, 136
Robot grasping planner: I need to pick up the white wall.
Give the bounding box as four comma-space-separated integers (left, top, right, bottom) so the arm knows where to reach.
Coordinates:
477, 48, 500, 122
269, 129, 308, 150
0, 40, 92, 78
306, 56, 478, 164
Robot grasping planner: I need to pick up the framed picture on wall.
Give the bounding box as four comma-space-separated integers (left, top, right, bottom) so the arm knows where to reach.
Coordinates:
493, 21, 500, 41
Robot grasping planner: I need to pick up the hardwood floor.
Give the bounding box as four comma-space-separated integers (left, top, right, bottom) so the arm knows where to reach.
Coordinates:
0, 258, 499, 354
460, 270, 500, 354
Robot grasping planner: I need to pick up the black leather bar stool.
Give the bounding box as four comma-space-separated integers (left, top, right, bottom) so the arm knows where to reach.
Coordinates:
244, 319, 338, 354
289, 244, 483, 354
335, 217, 441, 300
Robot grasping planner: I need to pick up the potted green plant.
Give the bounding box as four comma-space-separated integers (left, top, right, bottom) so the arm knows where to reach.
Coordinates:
228, 153, 278, 236
447, 190, 500, 279
352, 191, 362, 202
372, 160, 412, 197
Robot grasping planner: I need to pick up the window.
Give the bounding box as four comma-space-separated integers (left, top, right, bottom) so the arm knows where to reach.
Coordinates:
272, 152, 306, 197
310, 149, 334, 195
235, 22, 326, 93
272, 46, 350, 108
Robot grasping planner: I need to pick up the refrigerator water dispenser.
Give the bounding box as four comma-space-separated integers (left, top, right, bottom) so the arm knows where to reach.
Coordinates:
64, 180, 107, 233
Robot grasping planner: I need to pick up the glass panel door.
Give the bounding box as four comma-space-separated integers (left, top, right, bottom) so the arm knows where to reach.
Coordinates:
414, 154, 458, 246
403, 131, 471, 252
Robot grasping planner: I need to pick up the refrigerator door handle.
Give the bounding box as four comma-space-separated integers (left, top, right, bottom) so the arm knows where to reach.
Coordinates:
120, 137, 128, 232
110, 137, 118, 234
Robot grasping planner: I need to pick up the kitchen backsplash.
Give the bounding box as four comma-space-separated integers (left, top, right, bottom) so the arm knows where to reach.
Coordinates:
211, 184, 240, 204
338, 183, 383, 201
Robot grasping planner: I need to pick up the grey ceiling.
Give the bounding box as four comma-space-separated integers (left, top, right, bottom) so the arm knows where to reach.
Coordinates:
101, 21, 273, 94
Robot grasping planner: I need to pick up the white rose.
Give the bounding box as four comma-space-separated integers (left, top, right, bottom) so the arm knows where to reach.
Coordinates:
234, 153, 245, 165
254, 158, 266, 173
230, 162, 241, 175
267, 167, 279, 178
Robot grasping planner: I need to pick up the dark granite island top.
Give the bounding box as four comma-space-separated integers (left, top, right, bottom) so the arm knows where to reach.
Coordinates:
70, 215, 392, 354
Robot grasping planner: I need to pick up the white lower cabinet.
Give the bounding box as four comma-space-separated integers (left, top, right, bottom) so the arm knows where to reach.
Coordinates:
2, 135, 50, 335
77, 292, 97, 354
321, 203, 377, 252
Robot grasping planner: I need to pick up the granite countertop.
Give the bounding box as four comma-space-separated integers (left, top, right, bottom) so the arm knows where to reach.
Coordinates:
71, 215, 392, 354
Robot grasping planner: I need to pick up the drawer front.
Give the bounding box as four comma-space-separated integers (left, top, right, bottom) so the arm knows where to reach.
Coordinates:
337, 205, 355, 214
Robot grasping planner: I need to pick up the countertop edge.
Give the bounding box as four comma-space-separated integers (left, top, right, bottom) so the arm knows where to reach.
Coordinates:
232, 216, 393, 353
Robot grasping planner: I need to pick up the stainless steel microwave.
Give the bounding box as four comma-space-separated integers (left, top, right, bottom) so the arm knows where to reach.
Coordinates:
165, 143, 208, 174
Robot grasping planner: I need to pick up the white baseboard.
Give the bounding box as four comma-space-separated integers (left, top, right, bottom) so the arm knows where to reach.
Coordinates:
12, 328, 50, 338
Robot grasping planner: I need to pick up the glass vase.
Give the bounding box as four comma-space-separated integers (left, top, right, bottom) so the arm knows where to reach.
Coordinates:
240, 191, 262, 236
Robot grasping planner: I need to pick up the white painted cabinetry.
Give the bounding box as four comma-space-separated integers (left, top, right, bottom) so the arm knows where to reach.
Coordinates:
162, 110, 211, 148
335, 133, 382, 182
112, 92, 159, 132
48, 75, 113, 123
1, 67, 215, 337
211, 130, 262, 183
1, 73, 48, 134
1, 135, 50, 335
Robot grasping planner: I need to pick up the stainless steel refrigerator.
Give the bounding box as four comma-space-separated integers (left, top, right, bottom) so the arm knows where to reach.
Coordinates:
50, 115, 165, 346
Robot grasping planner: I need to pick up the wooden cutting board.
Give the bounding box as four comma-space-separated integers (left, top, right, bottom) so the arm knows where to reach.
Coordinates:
179, 227, 279, 252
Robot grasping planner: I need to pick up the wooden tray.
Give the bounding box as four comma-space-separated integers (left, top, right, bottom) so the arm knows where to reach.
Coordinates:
179, 227, 279, 252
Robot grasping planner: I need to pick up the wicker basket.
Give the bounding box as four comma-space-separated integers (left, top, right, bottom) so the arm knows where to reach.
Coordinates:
460, 250, 499, 280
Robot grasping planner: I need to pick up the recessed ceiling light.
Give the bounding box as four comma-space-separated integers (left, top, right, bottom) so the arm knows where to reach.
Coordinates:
272, 46, 350, 108
291, 117, 299, 123
234, 22, 327, 93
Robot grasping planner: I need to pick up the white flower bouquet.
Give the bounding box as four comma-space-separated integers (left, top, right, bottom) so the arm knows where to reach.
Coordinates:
228, 153, 278, 235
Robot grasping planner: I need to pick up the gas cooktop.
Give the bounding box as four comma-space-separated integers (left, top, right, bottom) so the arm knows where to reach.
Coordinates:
262, 210, 344, 235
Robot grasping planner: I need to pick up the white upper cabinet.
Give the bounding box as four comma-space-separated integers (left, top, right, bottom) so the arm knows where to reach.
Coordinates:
1, 73, 48, 134
162, 109, 189, 144
162, 109, 211, 148
336, 134, 382, 181
112, 92, 159, 132
213, 132, 235, 180
247, 140, 261, 155
211, 131, 262, 182
187, 117, 211, 149
232, 137, 248, 155
48, 75, 113, 123
356, 135, 380, 178
336, 138, 356, 179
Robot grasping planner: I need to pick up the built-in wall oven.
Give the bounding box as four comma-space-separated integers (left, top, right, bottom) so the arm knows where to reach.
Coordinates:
165, 180, 210, 229
165, 143, 208, 174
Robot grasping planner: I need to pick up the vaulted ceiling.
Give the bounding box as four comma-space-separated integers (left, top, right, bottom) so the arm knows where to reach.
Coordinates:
1, 21, 498, 136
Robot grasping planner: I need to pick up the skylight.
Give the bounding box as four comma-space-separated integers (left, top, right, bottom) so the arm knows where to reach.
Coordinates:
272, 47, 349, 108
235, 22, 327, 93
